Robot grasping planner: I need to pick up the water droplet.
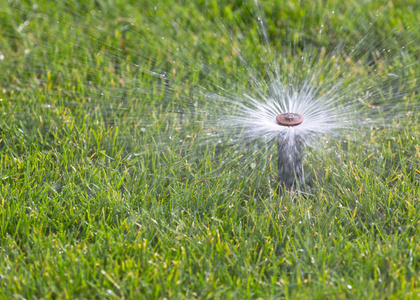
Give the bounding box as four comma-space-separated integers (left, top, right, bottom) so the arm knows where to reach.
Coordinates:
250, 163, 256, 169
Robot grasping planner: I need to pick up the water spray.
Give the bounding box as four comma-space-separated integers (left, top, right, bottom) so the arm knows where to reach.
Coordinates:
276, 113, 304, 190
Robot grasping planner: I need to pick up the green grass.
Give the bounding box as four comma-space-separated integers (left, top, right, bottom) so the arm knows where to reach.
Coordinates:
1, 0, 420, 299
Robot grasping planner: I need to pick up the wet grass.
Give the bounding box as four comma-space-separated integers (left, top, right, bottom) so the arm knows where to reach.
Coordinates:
1, 0, 420, 298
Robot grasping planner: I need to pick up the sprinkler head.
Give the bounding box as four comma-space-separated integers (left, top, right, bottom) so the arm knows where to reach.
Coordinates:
276, 112, 304, 127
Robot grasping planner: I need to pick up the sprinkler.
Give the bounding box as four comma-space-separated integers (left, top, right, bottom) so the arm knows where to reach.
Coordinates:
276, 113, 304, 190
276, 113, 304, 126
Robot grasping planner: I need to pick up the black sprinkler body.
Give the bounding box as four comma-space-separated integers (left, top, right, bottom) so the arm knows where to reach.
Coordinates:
276, 112, 304, 190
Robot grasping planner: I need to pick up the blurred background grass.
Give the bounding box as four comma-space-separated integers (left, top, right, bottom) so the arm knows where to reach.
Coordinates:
0, 0, 419, 298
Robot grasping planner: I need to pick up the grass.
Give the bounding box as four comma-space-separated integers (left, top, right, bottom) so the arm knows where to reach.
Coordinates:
1, 0, 419, 298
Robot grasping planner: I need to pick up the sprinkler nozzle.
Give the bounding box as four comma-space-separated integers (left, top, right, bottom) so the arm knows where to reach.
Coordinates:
276, 112, 304, 127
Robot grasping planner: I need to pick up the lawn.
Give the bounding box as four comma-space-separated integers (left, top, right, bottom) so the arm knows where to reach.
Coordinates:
1, 0, 419, 298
